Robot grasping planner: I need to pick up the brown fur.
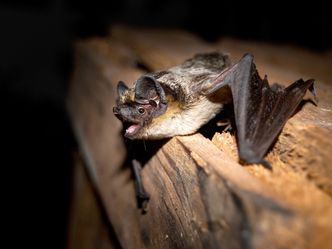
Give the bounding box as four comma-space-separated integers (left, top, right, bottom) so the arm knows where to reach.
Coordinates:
119, 88, 135, 104
114, 52, 231, 139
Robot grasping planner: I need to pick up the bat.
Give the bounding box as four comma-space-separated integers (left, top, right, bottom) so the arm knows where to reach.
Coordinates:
113, 52, 316, 209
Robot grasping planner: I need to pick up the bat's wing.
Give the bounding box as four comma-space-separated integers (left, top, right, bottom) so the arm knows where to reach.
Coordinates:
201, 54, 316, 167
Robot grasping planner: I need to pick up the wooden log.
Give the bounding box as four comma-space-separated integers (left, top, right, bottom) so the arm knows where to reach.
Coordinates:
111, 25, 332, 197
67, 152, 119, 249
68, 27, 332, 249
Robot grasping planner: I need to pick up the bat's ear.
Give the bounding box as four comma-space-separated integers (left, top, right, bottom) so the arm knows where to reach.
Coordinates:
134, 76, 166, 105
117, 81, 129, 96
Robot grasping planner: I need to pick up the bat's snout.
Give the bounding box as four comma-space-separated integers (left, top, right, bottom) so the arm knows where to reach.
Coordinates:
113, 107, 122, 120
113, 106, 120, 114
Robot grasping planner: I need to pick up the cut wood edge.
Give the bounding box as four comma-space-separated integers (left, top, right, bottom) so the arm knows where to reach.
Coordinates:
138, 134, 311, 248
177, 134, 287, 204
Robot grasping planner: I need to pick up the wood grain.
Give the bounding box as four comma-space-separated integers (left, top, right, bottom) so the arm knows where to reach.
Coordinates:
67, 152, 119, 249
68, 26, 332, 249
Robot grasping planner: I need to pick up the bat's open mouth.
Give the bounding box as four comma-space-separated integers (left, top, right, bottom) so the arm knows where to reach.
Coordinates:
124, 123, 142, 137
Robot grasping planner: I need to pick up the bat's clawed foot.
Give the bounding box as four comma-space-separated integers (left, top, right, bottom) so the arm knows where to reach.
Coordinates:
136, 191, 150, 214
216, 119, 232, 132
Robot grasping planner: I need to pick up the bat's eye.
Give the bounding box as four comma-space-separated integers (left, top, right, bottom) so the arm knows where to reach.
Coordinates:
138, 107, 145, 114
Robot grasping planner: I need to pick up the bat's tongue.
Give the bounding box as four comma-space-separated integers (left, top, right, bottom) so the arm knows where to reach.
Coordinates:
125, 124, 141, 136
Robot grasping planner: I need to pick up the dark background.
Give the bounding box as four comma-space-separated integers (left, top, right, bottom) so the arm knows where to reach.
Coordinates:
1, 0, 331, 248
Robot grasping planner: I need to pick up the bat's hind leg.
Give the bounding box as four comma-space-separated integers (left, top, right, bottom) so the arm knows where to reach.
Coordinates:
132, 159, 150, 213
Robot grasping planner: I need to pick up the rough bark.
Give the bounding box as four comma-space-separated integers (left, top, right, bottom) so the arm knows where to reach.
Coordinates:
68, 26, 332, 249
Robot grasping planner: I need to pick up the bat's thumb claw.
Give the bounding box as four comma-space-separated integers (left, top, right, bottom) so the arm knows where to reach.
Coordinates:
238, 145, 273, 170
242, 53, 254, 60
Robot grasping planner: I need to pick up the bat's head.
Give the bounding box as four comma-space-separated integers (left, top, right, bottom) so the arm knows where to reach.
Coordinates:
113, 76, 167, 139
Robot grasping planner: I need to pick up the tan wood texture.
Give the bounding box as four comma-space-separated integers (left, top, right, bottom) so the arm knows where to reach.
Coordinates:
67, 153, 119, 249
68, 26, 332, 249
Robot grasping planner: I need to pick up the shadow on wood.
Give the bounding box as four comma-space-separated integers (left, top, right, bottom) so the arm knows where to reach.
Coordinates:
68, 26, 332, 249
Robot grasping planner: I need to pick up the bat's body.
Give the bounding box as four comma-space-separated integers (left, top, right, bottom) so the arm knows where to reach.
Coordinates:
115, 53, 231, 140
113, 52, 316, 165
